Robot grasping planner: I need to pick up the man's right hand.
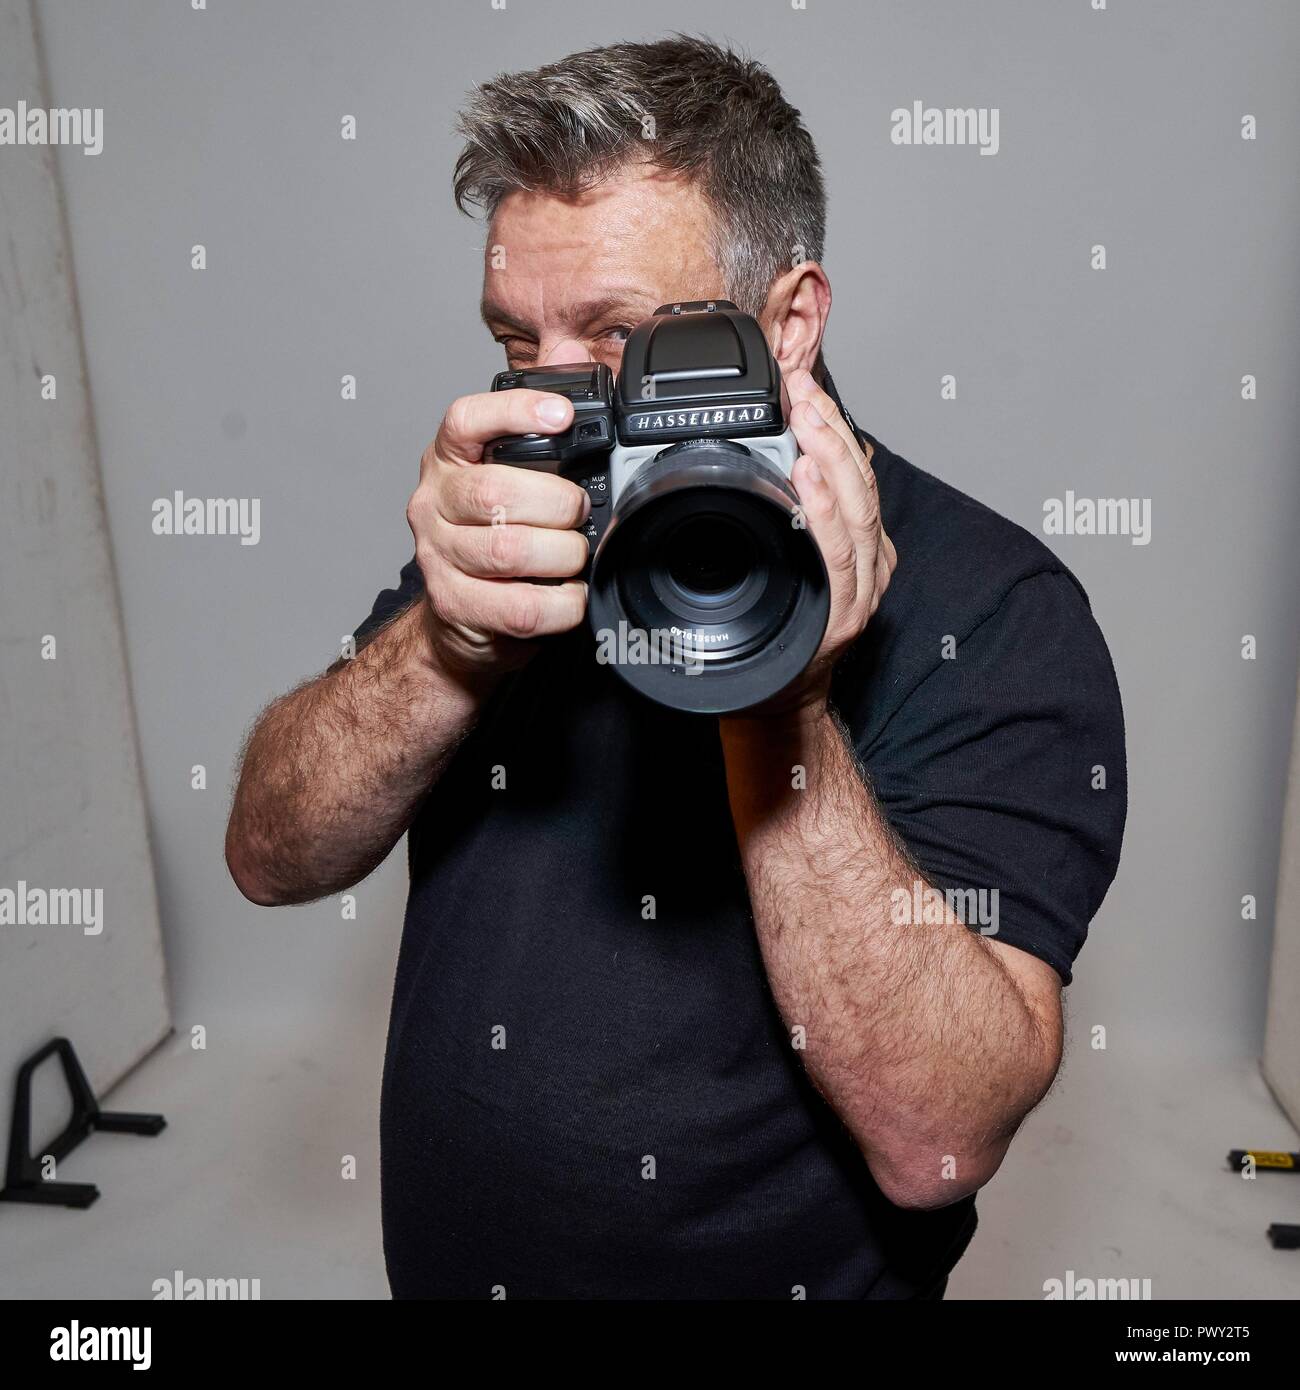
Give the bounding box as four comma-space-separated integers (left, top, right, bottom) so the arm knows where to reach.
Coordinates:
406, 377, 593, 685
228, 350, 600, 906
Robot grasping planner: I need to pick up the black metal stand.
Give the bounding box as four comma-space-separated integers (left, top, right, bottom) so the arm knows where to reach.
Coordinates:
0, 1037, 165, 1209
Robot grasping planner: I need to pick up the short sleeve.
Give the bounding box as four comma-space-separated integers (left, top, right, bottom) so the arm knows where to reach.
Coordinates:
859, 570, 1127, 985
351, 556, 425, 647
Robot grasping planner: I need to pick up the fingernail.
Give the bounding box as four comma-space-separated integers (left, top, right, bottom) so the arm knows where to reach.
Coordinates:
537, 397, 570, 426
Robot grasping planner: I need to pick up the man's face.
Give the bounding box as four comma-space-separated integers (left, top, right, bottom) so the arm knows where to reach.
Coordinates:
480, 165, 725, 373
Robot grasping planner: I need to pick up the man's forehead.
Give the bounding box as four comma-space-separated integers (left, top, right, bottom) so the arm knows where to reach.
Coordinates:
480, 172, 719, 329
479, 284, 657, 334
490, 166, 711, 238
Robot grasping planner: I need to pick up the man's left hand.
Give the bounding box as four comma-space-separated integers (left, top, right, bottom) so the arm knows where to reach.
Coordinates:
742, 368, 897, 721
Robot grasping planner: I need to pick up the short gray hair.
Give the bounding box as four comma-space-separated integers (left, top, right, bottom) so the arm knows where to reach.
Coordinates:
453, 35, 827, 317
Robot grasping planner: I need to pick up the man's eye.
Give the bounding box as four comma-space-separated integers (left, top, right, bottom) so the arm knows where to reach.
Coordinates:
600, 325, 632, 344
495, 337, 536, 361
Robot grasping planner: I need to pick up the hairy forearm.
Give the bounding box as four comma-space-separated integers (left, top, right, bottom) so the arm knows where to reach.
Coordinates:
226, 601, 483, 906
720, 709, 1058, 1208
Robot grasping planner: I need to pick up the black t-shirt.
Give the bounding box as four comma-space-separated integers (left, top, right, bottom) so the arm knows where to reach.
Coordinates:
353, 383, 1127, 1299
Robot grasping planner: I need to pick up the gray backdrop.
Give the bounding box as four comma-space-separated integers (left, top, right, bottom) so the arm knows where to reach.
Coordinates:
0, 1, 169, 1169
22, 0, 1300, 1297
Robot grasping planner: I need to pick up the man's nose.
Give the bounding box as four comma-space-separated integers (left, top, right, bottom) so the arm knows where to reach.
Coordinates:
538, 337, 592, 367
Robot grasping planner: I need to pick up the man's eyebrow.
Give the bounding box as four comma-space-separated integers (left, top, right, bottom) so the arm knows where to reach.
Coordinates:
566, 293, 655, 326
479, 301, 533, 334
480, 291, 655, 336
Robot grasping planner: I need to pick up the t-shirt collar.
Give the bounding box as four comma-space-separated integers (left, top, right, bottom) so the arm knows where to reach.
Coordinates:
821, 366, 885, 464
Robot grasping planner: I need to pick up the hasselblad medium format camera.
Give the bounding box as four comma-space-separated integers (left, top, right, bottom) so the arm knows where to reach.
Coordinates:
486, 300, 829, 714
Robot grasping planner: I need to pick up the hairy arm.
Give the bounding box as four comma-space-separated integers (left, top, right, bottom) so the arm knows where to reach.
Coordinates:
226, 374, 594, 907
720, 706, 1063, 1210
225, 601, 482, 906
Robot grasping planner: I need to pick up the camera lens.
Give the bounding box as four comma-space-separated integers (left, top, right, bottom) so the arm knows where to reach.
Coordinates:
586, 440, 829, 714
663, 515, 755, 604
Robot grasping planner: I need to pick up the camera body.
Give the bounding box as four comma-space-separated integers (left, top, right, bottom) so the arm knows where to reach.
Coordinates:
487, 301, 798, 563
486, 300, 827, 714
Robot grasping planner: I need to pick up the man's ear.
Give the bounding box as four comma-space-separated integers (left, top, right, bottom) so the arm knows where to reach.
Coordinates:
761, 262, 832, 380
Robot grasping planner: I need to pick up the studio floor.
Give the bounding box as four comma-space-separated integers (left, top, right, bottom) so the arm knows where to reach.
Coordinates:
2, 1002, 1296, 1301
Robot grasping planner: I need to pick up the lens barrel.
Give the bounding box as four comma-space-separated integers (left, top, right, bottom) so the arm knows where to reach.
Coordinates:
587, 440, 829, 714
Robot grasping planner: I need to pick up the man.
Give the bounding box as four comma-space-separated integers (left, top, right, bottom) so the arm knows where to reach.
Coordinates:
226, 36, 1126, 1299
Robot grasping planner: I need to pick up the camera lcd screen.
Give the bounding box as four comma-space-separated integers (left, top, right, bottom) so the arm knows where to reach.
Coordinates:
518, 368, 599, 393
